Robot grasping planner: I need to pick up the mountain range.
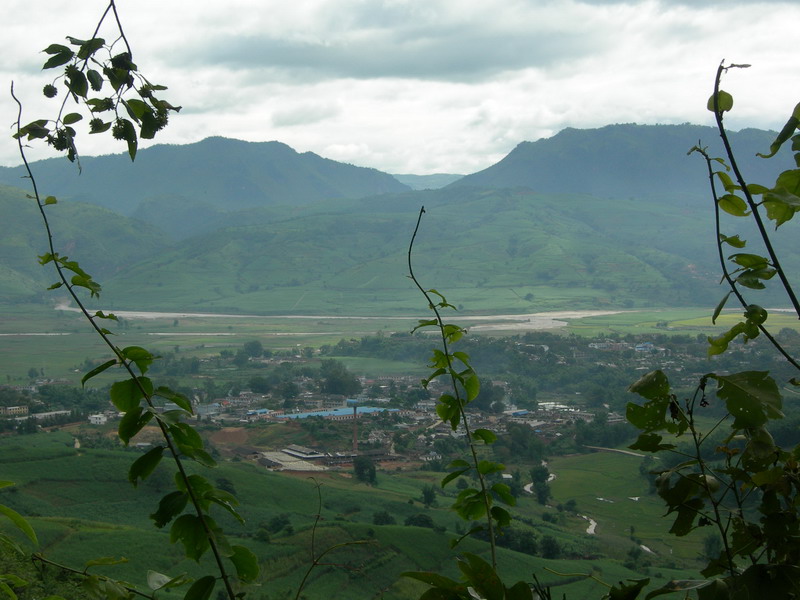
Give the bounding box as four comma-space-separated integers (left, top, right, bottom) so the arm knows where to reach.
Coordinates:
0, 123, 796, 314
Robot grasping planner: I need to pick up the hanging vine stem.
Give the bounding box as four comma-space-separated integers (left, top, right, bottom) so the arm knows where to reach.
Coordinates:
11, 81, 240, 600
293, 480, 370, 600
406, 205, 501, 569
31, 554, 156, 600
711, 61, 800, 320
10, 2, 239, 595
692, 144, 800, 371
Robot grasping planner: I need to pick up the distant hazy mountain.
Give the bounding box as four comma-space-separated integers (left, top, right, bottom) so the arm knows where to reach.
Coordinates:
392, 173, 464, 190
0, 137, 411, 216
2, 124, 796, 313
450, 123, 795, 203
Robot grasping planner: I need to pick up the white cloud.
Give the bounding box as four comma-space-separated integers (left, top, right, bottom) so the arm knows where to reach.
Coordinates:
2, 0, 798, 174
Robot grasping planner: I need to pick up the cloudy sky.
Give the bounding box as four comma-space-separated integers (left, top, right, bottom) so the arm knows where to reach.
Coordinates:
3, 0, 799, 174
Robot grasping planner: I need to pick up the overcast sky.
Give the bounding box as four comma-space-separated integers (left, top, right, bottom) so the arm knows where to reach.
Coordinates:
3, 0, 799, 174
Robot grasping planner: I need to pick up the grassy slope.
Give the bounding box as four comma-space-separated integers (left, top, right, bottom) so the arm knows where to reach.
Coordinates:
0, 429, 706, 599
10, 181, 792, 314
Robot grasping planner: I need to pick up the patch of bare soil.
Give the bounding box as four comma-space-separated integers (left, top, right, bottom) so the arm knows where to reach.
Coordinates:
209, 427, 251, 446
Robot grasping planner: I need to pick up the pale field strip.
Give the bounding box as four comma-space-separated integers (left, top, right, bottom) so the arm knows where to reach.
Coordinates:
54, 303, 628, 332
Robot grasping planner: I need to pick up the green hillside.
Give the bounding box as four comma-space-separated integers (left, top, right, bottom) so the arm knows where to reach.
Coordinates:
0, 430, 705, 599
0, 186, 170, 303
451, 124, 796, 202
3, 124, 798, 314
94, 186, 797, 313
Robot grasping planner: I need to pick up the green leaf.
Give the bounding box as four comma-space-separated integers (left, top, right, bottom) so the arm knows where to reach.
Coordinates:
150, 491, 188, 528
66, 70, 88, 98
505, 581, 534, 600
763, 195, 799, 227
146, 571, 191, 591
473, 428, 497, 444
728, 253, 768, 269
121, 346, 156, 375
0, 504, 38, 546
81, 359, 117, 386
491, 505, 512, 527
155, 386, 193, 414
628, 370, 670, 401
712, 371, 783, 429
477, 460, 504, 475
124, 98, 149, 120
718, 194, 749, 216
412, 319, 438, 333
230, 545, 259, 583
94, 310, 118, 321
70, 274, 102, 296
744, 304, 767, 325
118, 118, 138, 160
0, 532, 25, 556
146, 571, 171, 591
491, 483, 515, 505
77, 37, 105, 60
707, 90, 733, 113
170, 423, 206, 459
695, 578, 729, 600
629, 433, 675, 452
452, 489, 486, 521
464, 373, 480, 402
714, 170, 739, 193
171, 514, 211, 561
43, 196, 58, 205
440, 468, 469, 488
742, 425, 777, 471
207, 490, 242, 523
118, 407, 153, 445
458, 553, 504, 600
719, 233, 746, 248
183, 575, 216, 600
129, 446, 165, 487
746, 183, 770, 195
608, 579, 650, 600
626, 400, 669, 432
109, 377, 151, 412
452, 351, 471, 365
42, 45, 74, 69
87, 69, 104, 91
62, 113, 82, 125
711, 292, 731, 324
736, 268, 775, 289
757, 109, 800, 158
16, 120, 50, 141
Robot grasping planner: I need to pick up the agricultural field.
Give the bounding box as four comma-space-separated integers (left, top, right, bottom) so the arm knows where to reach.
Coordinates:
0, 427, 707, 599
4, 301, 794, 385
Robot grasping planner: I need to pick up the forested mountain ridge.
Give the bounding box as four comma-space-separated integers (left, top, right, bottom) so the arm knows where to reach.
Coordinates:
1, 124, 796, 312
450, 123, 795, 202
0, 136, 411, 216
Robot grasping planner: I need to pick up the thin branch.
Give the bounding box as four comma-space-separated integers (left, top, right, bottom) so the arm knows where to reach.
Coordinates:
407, 205, 498, 569
695, 144, 800, 370
13, 64, 238, 600
31, 554, 154, 600
712, 61, 800, 319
